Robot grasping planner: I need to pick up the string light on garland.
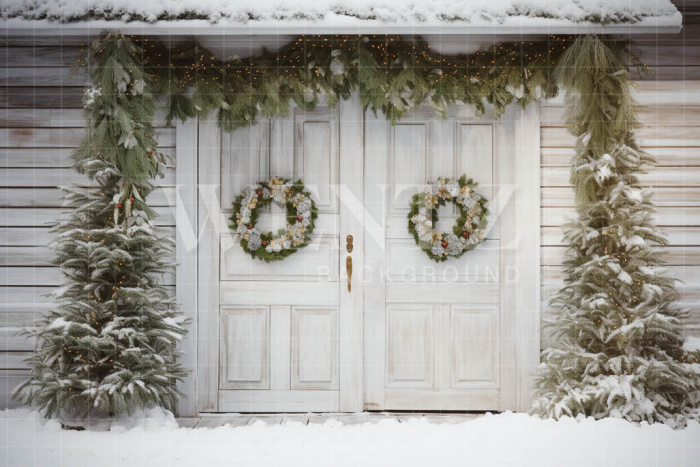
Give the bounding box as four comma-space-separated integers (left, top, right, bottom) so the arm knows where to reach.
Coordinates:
121, 34, 578, 133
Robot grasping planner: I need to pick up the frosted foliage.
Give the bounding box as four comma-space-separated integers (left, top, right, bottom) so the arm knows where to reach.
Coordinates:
532, 36, 700, 428
12, 35, 189, 419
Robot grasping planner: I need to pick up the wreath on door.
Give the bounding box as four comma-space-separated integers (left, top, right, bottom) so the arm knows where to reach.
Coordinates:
408, 175, 489, 262
230, 177, 318, 262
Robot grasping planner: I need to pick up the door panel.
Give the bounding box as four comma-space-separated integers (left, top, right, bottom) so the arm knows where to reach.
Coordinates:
386, 305, 433, 389
291, 307, 338, 390
219, 307, 270, 390
390, 124, 427, 214
296, 121, 336, 211
364, 105, 513, 411
220, 236, 339, 282
384, 239, 499, 282
450, 306, 499, 388
209, 104, 343, 412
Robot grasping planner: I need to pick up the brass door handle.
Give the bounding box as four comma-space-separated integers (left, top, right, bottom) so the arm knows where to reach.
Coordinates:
346, 235, 353, 253
346, 255, 352, 293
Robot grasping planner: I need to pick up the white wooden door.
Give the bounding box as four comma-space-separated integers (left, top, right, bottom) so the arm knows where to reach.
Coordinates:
197, 97, 364, 413
363, 105, 536, 411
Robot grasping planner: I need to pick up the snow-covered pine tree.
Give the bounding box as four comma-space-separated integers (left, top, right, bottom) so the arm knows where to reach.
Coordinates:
532, 35, 700, 426
13, 34, 188, 418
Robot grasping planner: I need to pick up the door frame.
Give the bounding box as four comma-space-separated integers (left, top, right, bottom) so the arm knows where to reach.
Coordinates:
175, 100, 539, 415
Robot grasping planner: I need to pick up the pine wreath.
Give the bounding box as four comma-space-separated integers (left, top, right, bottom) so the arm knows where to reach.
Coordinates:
230, 177, 318, 262
408, 175, 489, 262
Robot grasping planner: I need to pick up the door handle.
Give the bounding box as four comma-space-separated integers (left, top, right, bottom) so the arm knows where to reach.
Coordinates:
346, 235, 353, 253
346, 255, 352, 293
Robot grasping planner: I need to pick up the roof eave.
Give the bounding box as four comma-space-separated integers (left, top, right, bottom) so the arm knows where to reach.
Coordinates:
0, 17, 683, 36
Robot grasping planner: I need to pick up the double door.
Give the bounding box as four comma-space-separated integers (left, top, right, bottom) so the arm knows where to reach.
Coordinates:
196, 97, 533, 412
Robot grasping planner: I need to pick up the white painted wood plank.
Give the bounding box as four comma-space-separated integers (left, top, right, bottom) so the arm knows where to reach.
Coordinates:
383, 388, 498, 411
362, 109, 388, 411
0, 226, 175, 247
175, 118, 198, 417
541, 147, 700, 167
0, 67, 87, 87
291, 306, 338, 390
385, 238, 499, 282
493, 105, 518, 411
386, 281, 500, 304
1, 246, 175, 267
511, 104, 541, 411
435, 304, 450, 390
386, 305, 433, 389
219, 306, 270, 390
0, 167, 175, 187
220, 281, 339, 306
541, 206, 700, 227
220, 235, 339, 282
0, 352, 31, 370
541, 105, 700, 128
542, 246, 700, 266
450, 305, 499, 388
196, 117, 221, 412
544, 82, 700, 107
0, 370, 30, 409
542, 186, 700, 207
0, 328, 34, 351
0, 147, 174, 168
0, 287, 54, 313
541, 126, 700, 148
0, 108, 170, 128
269, 306, 291, 391
0, 266, 175, 287
0, 206, 175, 227
541, 226, 700, 247
0, 286, 174, 313
0, 187, 173, 208
1, 311, 44, 327
541, 166, 700, 187
217, 389, 339, 413
541, 265, 700, 287
0, 128, 174, 148
338, 93, 364, 412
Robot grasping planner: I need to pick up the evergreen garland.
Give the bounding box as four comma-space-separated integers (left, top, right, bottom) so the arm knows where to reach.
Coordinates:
532, 35, 700, 427
14, 34, 189, 418
134, 34, 569, 131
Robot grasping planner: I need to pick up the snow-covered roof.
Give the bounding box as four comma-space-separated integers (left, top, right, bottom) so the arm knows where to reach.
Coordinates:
1, 0, 683, 34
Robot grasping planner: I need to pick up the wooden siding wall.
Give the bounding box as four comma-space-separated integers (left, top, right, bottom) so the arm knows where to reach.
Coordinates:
0, 22, 698, 410
0, 38, 177, 407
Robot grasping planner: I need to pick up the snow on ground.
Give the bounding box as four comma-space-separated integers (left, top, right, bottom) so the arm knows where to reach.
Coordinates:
1, 408, 699, 467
